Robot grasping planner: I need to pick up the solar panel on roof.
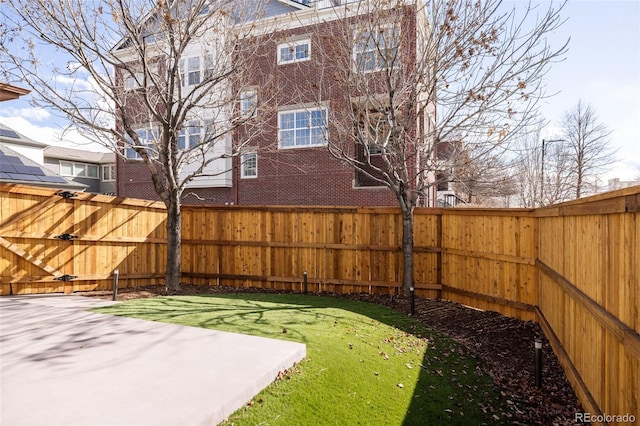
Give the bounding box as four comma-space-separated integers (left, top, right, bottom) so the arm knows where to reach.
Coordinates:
3, 155, 23, 165
0, 128, 20, 139
31, 167, 46, 176
0, 172, 12, 180
0, 163, 16, 173
14, 165, 44, 175
14, 174, 39, 182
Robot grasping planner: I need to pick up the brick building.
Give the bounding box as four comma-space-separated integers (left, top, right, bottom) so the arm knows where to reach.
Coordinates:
115, 0, 434, 206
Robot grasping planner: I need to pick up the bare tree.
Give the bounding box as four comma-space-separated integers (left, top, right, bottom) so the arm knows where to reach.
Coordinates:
1, 0, 274, 290
306, 0, 567, 294
561, 100, 615, 198
450, 148, 518, 207
512, 128, 574, 207
512, 131, 542, 208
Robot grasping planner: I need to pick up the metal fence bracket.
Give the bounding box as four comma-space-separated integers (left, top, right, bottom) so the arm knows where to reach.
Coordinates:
54, 233, 78, 241
54, 274, 78, 282
56, 191, 77, 199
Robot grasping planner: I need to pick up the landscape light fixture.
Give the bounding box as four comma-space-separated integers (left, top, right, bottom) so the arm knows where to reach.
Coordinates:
535, 338, 543, 388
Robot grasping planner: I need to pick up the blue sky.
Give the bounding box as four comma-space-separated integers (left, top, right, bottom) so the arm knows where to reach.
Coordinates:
534, 0, 640, 181
1, 0, 639, 180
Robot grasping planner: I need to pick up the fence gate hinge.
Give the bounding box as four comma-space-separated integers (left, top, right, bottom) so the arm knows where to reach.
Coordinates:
56, 191, 77, 199
54, 274, 78, 282
54, 233, 78, 241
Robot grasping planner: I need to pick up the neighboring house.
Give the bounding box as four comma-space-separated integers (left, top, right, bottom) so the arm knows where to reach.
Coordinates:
431, 141, 468, 207
0, 142, 86, 191
114, 0, 438, 206
44, 146, 116, 195
1, 83, 83, 190
608, 178, 640, 191
0, 83, 111, 192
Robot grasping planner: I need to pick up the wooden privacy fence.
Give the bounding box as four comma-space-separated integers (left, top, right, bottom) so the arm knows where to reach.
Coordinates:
0, 184, 167, 295
1, 182, 638, 422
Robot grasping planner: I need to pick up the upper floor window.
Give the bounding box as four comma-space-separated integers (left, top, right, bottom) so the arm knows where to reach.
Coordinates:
278, 39, 311, 64
60, 161, 99, 179
125, 127, 158, 159
240, 151, 257, 178
187, 57, 200, 85
359, 111, 391, 155
240, 89, 257, 117
354, 25, 400, 72
124, 72, 143, 91
103, 164, 116, 181
178, 121, 203, 149
203, 52, 215, 79
179, 56, 203, 87
123, 64, 159, 91
278, 107, 327, 148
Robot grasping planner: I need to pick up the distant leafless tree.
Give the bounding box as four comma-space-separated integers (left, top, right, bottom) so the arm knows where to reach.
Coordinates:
451, 148, 518, 207
306, 0, 567, 294
512, 128, 574, 207
561, 100, 615, 198
512, 130, 542, 208
1, 0, 275, 290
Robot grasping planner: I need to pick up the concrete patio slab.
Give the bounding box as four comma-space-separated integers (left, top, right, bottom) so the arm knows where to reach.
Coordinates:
0, 294, 306, 426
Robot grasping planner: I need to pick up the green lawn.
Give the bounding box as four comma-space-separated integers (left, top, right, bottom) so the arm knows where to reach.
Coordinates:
94, 293, 509, 425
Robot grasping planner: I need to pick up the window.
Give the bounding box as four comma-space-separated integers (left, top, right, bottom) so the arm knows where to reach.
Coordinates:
203, 52, 214, 79
279, 107, 327, 148
124, 72, 140, 91
188, 57, 200, 85
103, 164, 116, 181
178, 121, 202, 149
59, 161, 100, 179
125, 127, 158, 159
241, 152, 257, 178
359, 111, 391, 155
240, 89, 257, 117
354, 26, 400, 72
180, 56, 202, 87
60, 162, 73, 176
87, 165, 99, 178
123, 65, 158, 91
277, 39, 311, 64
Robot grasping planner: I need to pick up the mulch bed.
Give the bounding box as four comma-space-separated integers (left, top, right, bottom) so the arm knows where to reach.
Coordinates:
85, 285, 585, 425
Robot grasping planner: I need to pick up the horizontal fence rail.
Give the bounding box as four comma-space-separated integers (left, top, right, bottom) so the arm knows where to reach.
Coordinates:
1, 182, 638, 423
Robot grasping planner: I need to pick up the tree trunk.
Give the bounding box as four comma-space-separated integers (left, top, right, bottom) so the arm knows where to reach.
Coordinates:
165, 196, 182, 292
400, 200, 414, 297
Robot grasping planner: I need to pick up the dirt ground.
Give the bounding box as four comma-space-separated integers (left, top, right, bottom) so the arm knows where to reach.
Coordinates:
86, 285, 585, 425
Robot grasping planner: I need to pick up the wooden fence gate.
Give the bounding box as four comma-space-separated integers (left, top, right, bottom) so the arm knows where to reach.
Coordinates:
0, 184, 167, 295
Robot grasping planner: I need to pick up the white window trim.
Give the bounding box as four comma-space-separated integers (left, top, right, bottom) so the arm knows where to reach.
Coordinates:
278, 106, 328, 149
178, 121, 204, 150
59, 161, 100, 179
124, 64, 159, 91
277, 39, 311, 65
124, 127, 158, 160
240, 89, 258, 118
102, 164, 116, 182
179, 56, 206, 87
353, 24, 400, 73
240, 151, 258, 179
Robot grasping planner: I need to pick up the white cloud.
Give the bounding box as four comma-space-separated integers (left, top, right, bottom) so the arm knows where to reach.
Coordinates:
52, 75, 96, 91
0, 106, 51, 122
0, 115, 110, 153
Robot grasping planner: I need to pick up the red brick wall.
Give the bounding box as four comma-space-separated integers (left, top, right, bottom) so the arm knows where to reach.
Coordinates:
117, 6, 416, 208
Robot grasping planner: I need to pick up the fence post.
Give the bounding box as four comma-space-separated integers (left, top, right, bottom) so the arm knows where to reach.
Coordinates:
112, 269, 119, 301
